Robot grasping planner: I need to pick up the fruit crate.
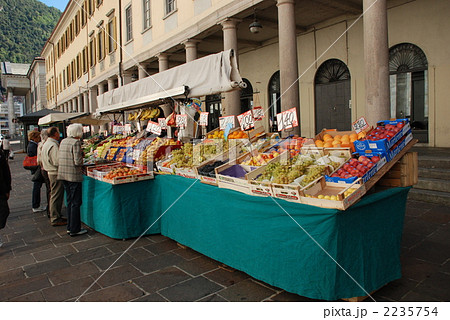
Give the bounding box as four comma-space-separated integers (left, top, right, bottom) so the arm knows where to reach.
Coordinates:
377, 152, 418, 187
195, 145, 244, 186
353, 119, 411, 155
102, 175, 136, 185
174, 167, 198, 179
86, 163, 123, 181
386, 132, 413, 161
155, 160, 175, 174
299, 177, 366, 210
134, 172, 154, 181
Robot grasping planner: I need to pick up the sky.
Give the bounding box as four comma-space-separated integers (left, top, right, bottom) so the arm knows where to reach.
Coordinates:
39, 0, 70, 12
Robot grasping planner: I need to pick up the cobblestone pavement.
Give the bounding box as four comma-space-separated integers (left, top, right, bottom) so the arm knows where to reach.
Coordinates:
0, 153, 448, 302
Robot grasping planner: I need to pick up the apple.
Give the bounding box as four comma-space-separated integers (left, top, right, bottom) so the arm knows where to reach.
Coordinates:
371, 156, 380, 163
367, 162, 374, 169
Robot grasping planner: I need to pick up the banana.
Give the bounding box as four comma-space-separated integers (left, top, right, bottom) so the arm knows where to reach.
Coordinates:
154, 108, 161, 118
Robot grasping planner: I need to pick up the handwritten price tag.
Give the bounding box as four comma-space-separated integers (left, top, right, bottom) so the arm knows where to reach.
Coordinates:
276, 108, 298, 131
124, 124, 132, 133
113, 125, 125, 134
158, 118, 167, 130
352, 116, 370, 133
176, 114, 188, 128
199, 112, 209, 127
252, 106, 264, 121
146, 121, 162, 135
237, 110, 255, 131
219, 115, 235, 130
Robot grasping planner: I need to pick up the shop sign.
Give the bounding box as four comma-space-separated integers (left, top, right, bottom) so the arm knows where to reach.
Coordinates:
199, 112, 209, 126
158, 118, 167, 130
219, 115, 235, 130
176, 114, 188, 128
237, 110, 255, 131
276, 108, 298, 131
252, 106, 264, 121
352, 116, 370, 133
146, 121, 161, 135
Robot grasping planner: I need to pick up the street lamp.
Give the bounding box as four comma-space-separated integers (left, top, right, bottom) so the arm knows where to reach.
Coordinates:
249, 9, 263, 34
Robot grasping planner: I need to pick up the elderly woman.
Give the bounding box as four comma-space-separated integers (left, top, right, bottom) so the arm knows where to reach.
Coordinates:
28, 131, 46, 213
58, 124, 87, 236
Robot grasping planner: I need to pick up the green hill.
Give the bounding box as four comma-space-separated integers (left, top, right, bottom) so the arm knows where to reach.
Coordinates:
0, 0, 61, 64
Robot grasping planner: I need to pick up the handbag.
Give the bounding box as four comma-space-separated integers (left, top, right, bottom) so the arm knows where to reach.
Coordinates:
31, 166, 45, 182
23, 155, 38, 171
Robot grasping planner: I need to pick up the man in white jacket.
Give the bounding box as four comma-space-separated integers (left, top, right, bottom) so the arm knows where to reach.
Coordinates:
41, 127, 67, 226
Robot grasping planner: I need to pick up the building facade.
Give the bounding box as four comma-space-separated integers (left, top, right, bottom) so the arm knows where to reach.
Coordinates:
41, 0, 450, 147
27, 57, 47, 113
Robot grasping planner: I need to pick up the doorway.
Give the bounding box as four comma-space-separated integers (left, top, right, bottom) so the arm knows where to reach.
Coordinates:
389, 43, 428, 143
314, 59, 351, 134
268, 71, 281, 132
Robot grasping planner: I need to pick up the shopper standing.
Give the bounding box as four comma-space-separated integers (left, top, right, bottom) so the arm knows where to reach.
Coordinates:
41, 127, 67, 226
0, 148, 12, 247
27, 131, 46, 213
37, 129, 51, 217
58, 124, 87, 236
1, 135, 11, 160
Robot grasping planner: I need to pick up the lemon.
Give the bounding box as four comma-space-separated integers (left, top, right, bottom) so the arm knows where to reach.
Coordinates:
317, 195, 324, 199
324, 195, 331, 200
330, 195, 337, 201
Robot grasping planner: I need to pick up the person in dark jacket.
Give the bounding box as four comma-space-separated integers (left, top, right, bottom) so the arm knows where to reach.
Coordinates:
0, 148, 12, 247
28, 131, 46, 213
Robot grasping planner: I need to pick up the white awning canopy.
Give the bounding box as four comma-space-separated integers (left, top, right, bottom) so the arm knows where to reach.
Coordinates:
38, 112, 86, 125
95, 49, 244, 115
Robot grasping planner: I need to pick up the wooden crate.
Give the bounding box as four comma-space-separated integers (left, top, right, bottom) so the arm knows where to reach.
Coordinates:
377, 152, 418, 187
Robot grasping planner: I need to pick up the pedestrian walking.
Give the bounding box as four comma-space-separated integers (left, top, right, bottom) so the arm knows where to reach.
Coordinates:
0, 135, 11, 160
37, 129, 51, 217
27, 131, 46, 213
0, 148, 12, 247
58, 124, 86, 236
41, 127, 67, 226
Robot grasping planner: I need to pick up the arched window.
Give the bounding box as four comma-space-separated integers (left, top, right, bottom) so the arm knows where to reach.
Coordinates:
314, 59, 351, 133
240, 78, 253, 114
389, 43, 428, 142
268, 71, 280, 132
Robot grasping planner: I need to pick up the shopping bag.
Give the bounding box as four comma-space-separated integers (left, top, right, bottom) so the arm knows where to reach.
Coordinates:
31, 166, 45, 182
23, 155, 38, 171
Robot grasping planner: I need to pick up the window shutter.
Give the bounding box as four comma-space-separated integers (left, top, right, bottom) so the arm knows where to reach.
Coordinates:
113, 16, 117, 50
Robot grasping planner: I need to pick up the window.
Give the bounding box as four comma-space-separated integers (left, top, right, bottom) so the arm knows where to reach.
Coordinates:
82, 46, 88, 73
77, 53, 81, 78
143, 0, 151, 30
75, 12, 80, 35
72, 60, 76, 83
81, 6, 87, 26
88, 0, 95, 16
96, 0, 103, 7
107, 18, 117, 53
125, 6, 133, 42
97, 29, 105, 61
89, 37, 96, 67
165, 0, 176, 15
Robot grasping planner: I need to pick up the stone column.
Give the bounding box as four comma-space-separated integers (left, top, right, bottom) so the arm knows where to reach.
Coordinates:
108, 77, 115, 91
138, 65, 148, 79
88, 87, 98, 114
363, 0, 390, 125
68, 100, 73, 113
98, 83, 105, 96
72, 98, 78, 112
157, 53, 169, 71
122, 72, 133, 85
182, 39, 200, 63
83, 91, 89, 113
220, 18, 241, 116
277, 0, 300, 135
7, 88, 15, 135
77, 95, 83, 113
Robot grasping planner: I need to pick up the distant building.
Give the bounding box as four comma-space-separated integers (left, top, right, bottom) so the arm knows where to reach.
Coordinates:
27, 57, 47, 113
39, 0, 450, 147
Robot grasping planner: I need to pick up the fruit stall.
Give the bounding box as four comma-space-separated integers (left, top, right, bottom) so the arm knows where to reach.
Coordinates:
78, 113, 417, 301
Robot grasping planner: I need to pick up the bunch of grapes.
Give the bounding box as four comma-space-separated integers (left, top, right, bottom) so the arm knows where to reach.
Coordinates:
300, 165, 327, 187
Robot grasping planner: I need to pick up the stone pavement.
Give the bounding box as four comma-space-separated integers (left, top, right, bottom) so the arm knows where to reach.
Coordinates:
0, 153, 449, 302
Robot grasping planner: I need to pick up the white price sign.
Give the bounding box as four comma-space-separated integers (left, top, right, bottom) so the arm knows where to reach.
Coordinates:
252, 106, 264, 121
176, 114, 188, 128
352, 116, 370, 133
124, 124, 132, 133
276, 108, 299, 131
146, 121, 162, 135
158, 118, 167, 130
113, 125, 125, 134
199, 112, 209, 127
237, 110, 255, 131
219, 115, 235, 130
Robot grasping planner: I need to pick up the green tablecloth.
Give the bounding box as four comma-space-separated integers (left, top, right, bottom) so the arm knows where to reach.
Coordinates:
81, 176, 161, 239
81, 174, 409, 300
158, 175, 409, 301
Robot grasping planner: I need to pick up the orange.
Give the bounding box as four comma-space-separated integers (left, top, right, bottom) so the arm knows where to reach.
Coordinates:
350, 133, 358, 141
324, 136, 333, 142
342, 134, 349, 141
332, 140, 341, 146
323, 134, 333, 141
315, 140, 324, 147
357, 131, 366, 139
333, 135, 342, 141
324, 141, 333, 148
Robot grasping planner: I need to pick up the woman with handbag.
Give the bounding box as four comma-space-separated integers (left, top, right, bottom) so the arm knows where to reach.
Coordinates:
27, 131, 46, 213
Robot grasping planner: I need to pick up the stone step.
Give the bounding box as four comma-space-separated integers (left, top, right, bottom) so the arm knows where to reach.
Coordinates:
418, 168, 450, 180
408, 188, 450, 206
414, 178, 450, 193
418, 157, 450, 170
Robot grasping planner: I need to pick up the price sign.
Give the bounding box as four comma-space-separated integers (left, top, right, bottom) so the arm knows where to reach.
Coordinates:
252, 106, 264, 121
176, 114, 188, 128
199, 112, 209, 126
146, 121, 162, 135
276, 108, 299, 131
237, 110, 255, 131
113, 125, 125, 134
219, 115, 235, 130
124, 124, 132, 133
352, 116, 370, 133
158, 118, 167, 130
